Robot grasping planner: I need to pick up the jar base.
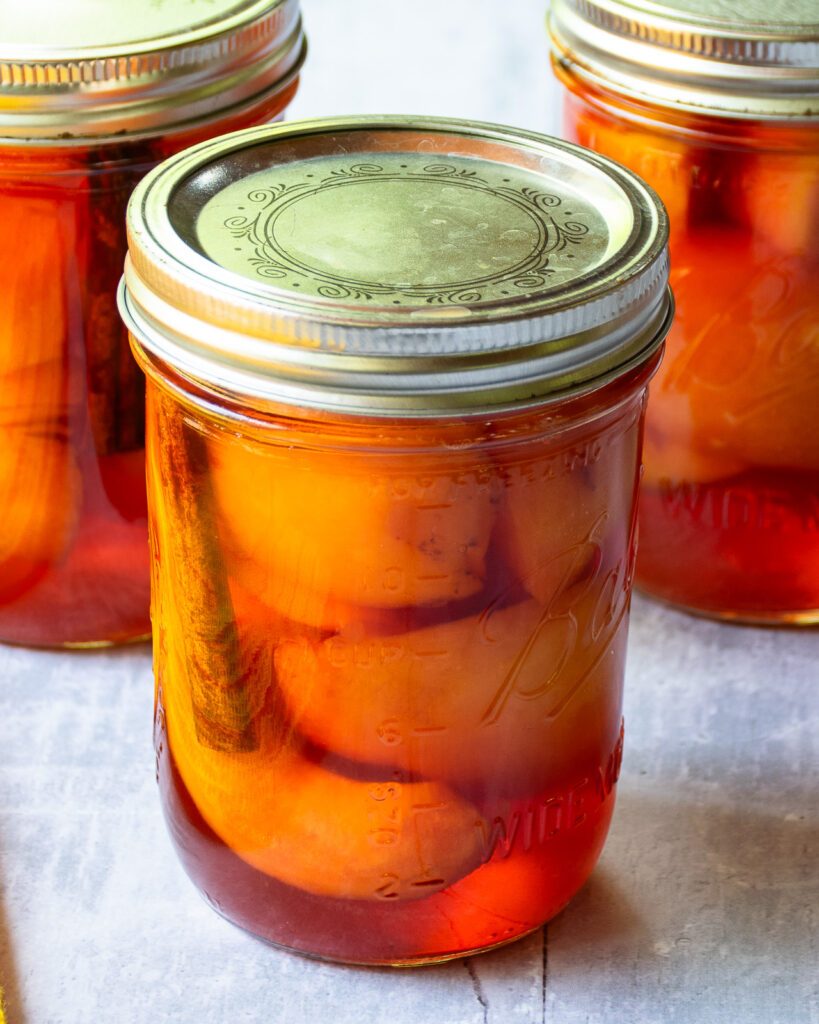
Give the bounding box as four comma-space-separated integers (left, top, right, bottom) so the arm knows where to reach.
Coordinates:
0, 518, 151, 647
0, 630, 152, 651
637, 587, 819, 628
207, 895, 543, 966
61, 632, 153, 650
159, 721, 618, 966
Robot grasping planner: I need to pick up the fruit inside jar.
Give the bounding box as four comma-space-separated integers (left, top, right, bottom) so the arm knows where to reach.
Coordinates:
145, 369, 646, 964
558, 76, 819, 622
0, 83, 301, 647
0, 152, 154, 645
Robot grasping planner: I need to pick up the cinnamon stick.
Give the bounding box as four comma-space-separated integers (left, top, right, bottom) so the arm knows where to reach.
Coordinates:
82, 142, 159, 456
155, 393, 259, 752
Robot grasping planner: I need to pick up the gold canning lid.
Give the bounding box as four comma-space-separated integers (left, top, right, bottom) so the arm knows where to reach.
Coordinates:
0, 0, 305, 140
549, 0, 819, 119
120, 115, 671, 417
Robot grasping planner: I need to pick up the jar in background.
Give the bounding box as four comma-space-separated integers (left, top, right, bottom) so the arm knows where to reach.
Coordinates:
0, 0, 305, 646
121, 116, 671, 964
550, 0, 819, 623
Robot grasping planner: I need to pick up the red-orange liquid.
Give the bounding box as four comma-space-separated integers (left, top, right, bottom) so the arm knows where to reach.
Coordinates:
0, 152, 154, 645
0, 83, 299, 646
0, 447, 152, 646
638, 468, 819, 618
158, 703, 620, 964
142, 356, 655, 963
557, 69, 819, 622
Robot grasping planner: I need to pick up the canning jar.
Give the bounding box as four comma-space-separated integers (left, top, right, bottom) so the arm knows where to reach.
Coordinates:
0, 0, 305, 646
549, 0, 819, 623
121, 117, 671, 965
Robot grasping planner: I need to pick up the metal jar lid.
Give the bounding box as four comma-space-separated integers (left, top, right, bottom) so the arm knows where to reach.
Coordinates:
120, 115, 671, 417
549, 0, 819, 119
0, 0, 306, 141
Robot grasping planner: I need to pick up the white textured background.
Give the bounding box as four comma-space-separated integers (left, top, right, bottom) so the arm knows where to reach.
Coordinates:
0, 2, 817, 1022
290, 0, 559, 132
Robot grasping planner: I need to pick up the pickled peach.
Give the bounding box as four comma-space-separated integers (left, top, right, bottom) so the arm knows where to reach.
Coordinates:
159, 711, 621, 963
210, 437, 500, 626
0, 431, 80, 602
656, 229, 819, 471
560, 80, 819, 618
99, 449, 148, 522
641, 430, 745, 488
0, 363, 80, 602
0, 195, 68, 374
496, 425, 639, 605
641, 394, 746, 487
732, 151, 819, 262
275, 590, 626, 795
563, 92, 819, 476
564, 93, 692, 227
161, 634, 485, 900
0, 175, 154, 644
0, 192, 85, 604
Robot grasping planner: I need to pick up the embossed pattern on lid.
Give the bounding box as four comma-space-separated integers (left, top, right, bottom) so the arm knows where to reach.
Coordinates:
549, 0, 819, 118
121, 116, 671, 416
193, 154, 613, 315
654, 0, 815, 27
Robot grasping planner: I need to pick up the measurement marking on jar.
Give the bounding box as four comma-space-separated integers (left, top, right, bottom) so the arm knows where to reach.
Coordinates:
410, 725, 448, 735
374, 875, 401, 899
369, 829, 400, 846
367, 783, 401, 801
366, 779, 403, 849
377, 719, 403, 745
500, 439, 607, 486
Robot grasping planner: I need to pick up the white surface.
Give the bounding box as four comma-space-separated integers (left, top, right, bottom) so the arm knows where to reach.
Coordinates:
1, 598, 816, 1023
1, 2, 818, 1022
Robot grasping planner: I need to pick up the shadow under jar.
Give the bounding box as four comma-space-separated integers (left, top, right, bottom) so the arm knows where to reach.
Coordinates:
120, 116, 671, 965
549, 0, 819, 624
0, 0, 305, 646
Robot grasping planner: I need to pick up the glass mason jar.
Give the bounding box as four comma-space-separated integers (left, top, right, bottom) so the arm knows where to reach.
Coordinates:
549, 0, 819, 623
121, 117, 671, 965
0, 0, 305, 646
